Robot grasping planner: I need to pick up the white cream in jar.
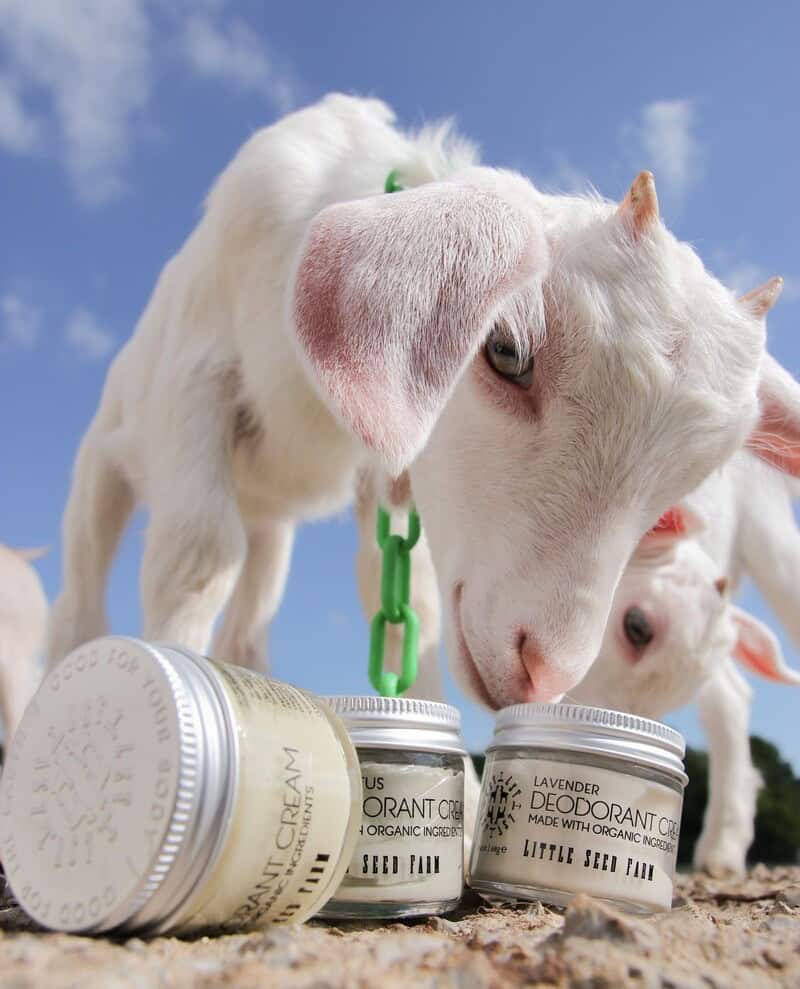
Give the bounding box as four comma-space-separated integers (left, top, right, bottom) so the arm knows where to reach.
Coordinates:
318, 696, 466, 919
0, 636, 362, 934
469, 704, 687, 914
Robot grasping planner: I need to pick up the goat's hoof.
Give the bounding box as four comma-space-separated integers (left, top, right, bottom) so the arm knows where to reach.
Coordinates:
694, 837, 748, 878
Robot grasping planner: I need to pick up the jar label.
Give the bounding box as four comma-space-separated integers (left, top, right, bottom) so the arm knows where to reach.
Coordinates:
470, 757, 682, 911
176, 664, 359, 932
215, 665, 323, 719
333, 763, 464, 904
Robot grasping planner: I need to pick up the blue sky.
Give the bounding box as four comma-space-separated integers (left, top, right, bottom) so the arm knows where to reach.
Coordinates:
1, 1, 799, 766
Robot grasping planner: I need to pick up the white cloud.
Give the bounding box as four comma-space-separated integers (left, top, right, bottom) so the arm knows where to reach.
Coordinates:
625, 99, 703, 206
782, 276, 800, 302
0, 2, 296, 203
726, 266, 800, 303
537, 154, 592, 195
718, 260, 769, 298
181, 15, 295, 112
0, 0, 152, 203
2, 296, 123, 359
0, 76, 41, 152
711, 251, 800, 305
65, 308, 115, 360
1, 293, 41, 349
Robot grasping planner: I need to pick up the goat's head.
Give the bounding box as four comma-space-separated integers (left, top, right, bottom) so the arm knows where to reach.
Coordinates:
571, 507, 800, 718
291, 167, 798, 708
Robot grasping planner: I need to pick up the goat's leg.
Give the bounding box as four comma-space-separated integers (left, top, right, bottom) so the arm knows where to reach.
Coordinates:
140, 371, 247, 654
141, 497, 245, 654
210, 520, 295, 672
0, 655, 42, 741
47, 421, 134, 667
693, 659, 761, 877
739, 476, 800, 647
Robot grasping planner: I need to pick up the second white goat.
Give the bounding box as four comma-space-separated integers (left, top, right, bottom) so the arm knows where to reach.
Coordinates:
571, 449, 800, 876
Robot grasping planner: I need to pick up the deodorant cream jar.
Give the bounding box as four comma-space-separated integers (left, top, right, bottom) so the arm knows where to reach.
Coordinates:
0, 637, 362, 934
318, 696, 466, 919
469, 704, 687, 914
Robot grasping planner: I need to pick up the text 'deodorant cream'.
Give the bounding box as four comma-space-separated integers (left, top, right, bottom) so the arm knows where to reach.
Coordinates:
319, 696, 466, 919
469, 704, 686, 914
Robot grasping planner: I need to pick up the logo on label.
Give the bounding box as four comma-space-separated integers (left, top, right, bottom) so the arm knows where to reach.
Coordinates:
482, 770, 522, 837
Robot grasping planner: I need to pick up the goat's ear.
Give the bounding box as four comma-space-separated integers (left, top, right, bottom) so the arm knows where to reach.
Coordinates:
638, 505, 705, 550
731, 606, 800, 684
291, 181, 545, 474
747, 349, 800, 478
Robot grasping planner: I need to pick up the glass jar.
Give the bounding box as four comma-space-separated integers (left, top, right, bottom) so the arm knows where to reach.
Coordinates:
0, 636, 362, 935
318, 696, 466, 919
469, 703, 687, 914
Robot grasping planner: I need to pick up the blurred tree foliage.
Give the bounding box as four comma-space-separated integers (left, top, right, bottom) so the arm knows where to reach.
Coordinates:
677, 737, 800, 865
471, 736, 800, 865
676, 747, 709, 864
749, 737, 800, 863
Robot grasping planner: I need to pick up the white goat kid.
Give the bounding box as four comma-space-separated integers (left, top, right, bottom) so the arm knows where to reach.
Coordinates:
48, 95, 798, 718
0, 545, 48, 742
571, 448, 800, 876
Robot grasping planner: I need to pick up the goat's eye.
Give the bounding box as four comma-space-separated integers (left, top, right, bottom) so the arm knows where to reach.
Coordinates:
623, 606, 654, 649
485, 324, 534, 388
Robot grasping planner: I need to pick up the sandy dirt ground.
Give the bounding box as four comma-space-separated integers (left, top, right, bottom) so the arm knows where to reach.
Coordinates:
0, 867, 798, 988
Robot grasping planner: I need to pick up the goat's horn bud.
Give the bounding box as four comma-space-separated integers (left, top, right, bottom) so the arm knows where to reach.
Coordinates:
617, 171, 660, 239
739, 276, 783, 319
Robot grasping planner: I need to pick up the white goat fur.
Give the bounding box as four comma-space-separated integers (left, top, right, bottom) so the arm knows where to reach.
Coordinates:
49, 93, 790, 715
571, 452, 800, 875
0, 545, 47, 742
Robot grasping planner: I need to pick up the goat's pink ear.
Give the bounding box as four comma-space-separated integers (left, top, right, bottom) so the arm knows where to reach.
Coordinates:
747, 350, 800, 478
292, 181, 545, 474
731, 607, 800, 685
640, 505, 705, 548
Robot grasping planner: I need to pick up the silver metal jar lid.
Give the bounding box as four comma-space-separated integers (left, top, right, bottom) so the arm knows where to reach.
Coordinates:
488, 703, 687, 783
0, 637, 237, 934
323, 696, 466, 755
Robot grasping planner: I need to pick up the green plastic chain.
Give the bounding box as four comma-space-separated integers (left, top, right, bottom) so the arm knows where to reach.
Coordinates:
368, 505, 421, 697
367, 169, 421, 698
366, 168, 422, 698
384, 168, 403, 194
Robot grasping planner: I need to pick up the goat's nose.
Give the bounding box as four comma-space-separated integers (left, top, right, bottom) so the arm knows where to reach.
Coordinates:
518, 631, 576, 702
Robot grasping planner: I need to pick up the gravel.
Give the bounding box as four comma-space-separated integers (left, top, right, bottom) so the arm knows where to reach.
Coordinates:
1, 868, 798, 988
